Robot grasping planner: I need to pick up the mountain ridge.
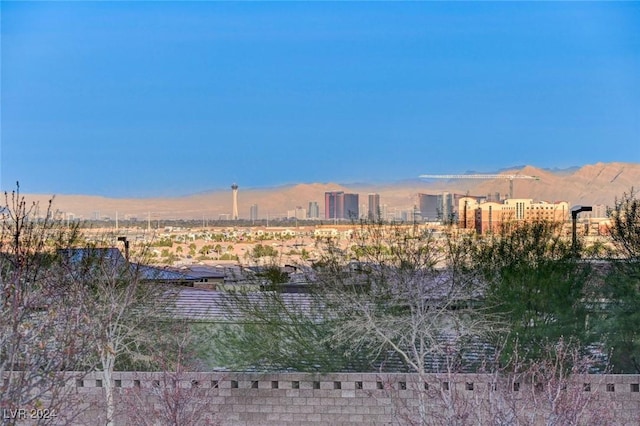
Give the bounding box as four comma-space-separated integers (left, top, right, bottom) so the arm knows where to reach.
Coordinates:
22, 162, 640, 220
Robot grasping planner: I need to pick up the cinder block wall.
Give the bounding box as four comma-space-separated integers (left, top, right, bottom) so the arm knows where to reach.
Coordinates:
10, 372, 640, 425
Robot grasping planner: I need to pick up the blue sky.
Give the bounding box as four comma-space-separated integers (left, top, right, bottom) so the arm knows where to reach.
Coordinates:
2, 2, 639, 197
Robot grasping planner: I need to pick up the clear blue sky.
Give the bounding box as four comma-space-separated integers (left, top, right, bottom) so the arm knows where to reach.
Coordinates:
2, 2, 639, 197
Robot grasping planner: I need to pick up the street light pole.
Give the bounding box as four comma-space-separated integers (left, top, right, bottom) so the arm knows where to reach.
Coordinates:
571, 205, 592, 255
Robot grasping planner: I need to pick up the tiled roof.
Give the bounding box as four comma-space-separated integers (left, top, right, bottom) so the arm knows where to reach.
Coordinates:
59, 248, 201, 282
159, 287, 319, 322
166, 265, 226, 280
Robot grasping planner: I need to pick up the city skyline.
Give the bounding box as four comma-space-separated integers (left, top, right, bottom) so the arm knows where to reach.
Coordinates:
12, 161, 638, 222
2, 2, 639, 197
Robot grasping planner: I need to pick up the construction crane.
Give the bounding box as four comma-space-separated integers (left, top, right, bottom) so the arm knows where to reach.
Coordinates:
418, 173, 540, 199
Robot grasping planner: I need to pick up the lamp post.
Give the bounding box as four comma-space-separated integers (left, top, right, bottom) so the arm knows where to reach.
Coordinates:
571, 205, 592, 255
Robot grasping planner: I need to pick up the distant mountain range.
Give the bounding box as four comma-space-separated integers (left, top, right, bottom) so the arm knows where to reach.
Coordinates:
24, 162, 640, 220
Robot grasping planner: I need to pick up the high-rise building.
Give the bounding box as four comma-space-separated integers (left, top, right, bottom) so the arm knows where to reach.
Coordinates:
343, 193, 359, 220
325, 191, 359, 220
250, 204, 258, 222
368, 193, 380, 221
418, 194, 440, 221
325, 191, 344, 220
231, 184, 239, 220
308, 201, 320, 219
419, 192, 468, 223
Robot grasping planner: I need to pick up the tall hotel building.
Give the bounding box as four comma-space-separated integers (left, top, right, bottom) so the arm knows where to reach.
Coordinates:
418, 193, 458, 222
308, 201, 320, 219
368, 193, 381, 221
249, 204, 259, 222
344, 194, 359, 220
325, 191, 359, 220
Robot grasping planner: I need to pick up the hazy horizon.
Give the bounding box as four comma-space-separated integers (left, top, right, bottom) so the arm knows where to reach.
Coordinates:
17, 162, 607, 199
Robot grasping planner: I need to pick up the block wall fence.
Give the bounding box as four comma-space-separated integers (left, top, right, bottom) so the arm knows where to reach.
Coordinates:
5, 372, 640, 425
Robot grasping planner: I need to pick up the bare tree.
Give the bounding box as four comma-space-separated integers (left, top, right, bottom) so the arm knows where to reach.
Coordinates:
322, 225, 491, 355
521, 339, 613, 426
62, 235, 168, 426
0, 185, 93, 424
299, 223, 498, 425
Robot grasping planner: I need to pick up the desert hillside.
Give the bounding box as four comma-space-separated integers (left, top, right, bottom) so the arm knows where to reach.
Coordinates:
22, 162, 640, 220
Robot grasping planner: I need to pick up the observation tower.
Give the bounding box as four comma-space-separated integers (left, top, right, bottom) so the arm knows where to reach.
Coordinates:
231, 184, 239, 220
